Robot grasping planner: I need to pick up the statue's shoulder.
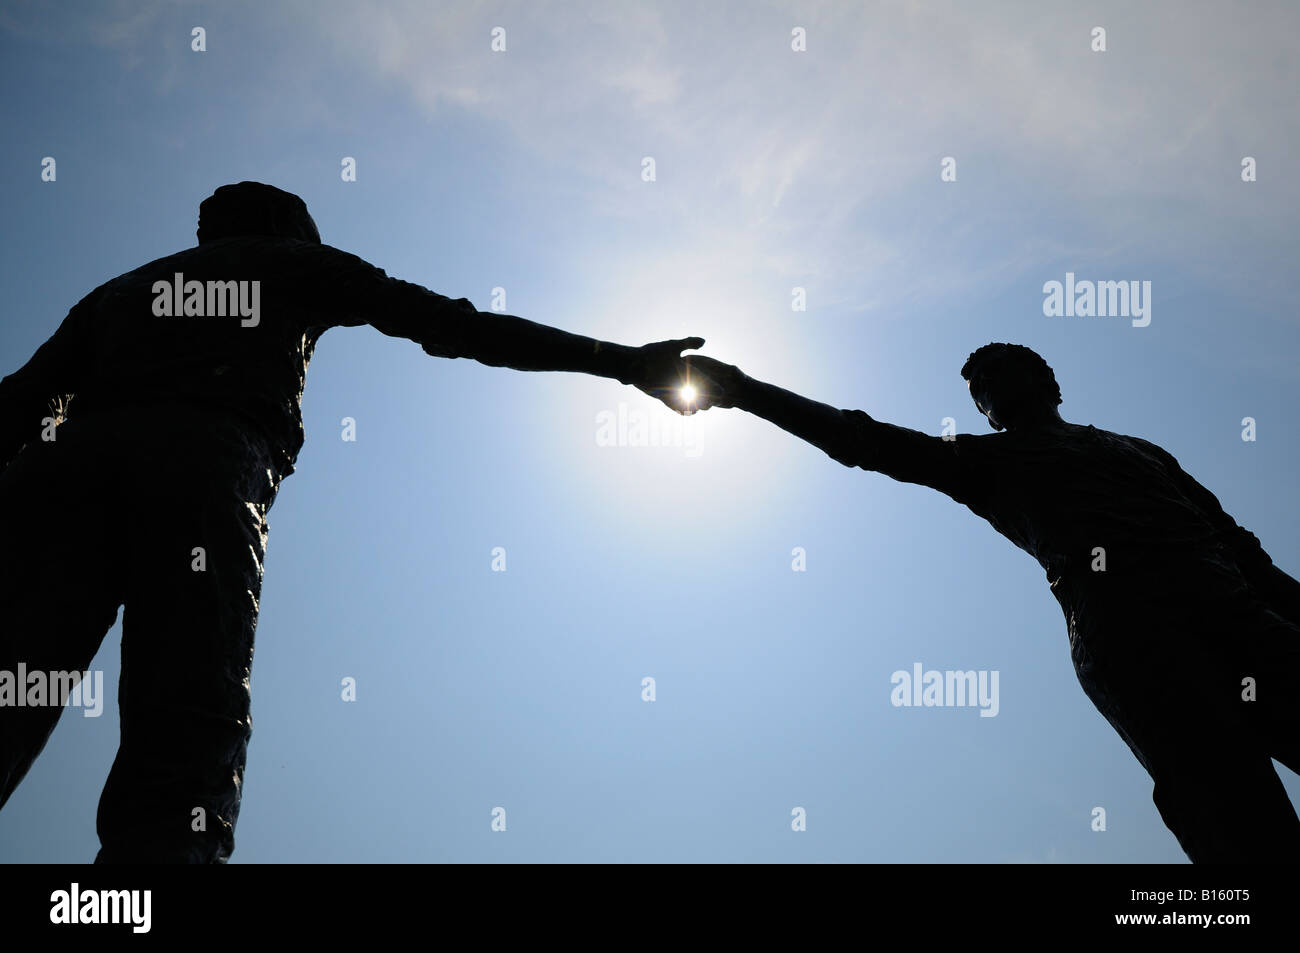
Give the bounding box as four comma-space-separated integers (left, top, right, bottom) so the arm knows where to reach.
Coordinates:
1084, 427, 1183, 474
949, 429, 1018, 463
1096, 426, 1164, 453
105, 245, 198, 284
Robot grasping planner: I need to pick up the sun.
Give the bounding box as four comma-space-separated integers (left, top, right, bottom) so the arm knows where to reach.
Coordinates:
679, 384, 698, 404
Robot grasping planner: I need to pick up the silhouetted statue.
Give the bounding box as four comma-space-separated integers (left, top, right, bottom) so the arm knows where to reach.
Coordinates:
687, 344, 1300, 863
0, 181, 706, 862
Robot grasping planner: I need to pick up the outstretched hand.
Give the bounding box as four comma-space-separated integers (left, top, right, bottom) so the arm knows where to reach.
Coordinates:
624, 336, 713, 415
682, 354, 745, 410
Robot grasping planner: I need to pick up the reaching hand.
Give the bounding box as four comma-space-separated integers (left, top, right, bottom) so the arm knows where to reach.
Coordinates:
623, 336, 711, 414
682, 354, 745, 410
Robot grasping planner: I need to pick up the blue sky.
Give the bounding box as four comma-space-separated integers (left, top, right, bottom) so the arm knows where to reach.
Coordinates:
2, 0, 1298, 862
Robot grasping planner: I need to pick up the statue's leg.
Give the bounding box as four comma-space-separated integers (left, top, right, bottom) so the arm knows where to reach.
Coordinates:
1148, 745, 1300, 863
0, 429, 123, 815
94, 474, 268, 863
1154, 599, 1300, 861
1122, 632, 1299, 862
1244, 607, 1300, 779
1076, 609, 1300, 863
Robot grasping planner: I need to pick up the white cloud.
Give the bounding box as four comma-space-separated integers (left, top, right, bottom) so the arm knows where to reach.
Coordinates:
39, 0, 1300, 313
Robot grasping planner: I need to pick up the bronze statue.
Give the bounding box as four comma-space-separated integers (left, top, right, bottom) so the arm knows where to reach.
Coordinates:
0, 182, 706, 862
687, 344, 1300, 862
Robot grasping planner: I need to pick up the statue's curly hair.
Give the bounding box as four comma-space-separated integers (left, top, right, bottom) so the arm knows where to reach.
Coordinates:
198, 182, 321, 245
960, 343, 1061, 407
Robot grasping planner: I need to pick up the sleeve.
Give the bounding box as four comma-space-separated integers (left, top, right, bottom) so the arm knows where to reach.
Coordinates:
0, 290, 98, 471
837, 409, 988, 506
288, 242, 479, 357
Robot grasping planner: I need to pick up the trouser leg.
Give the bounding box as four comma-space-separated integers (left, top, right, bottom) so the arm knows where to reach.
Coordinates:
1150, 603, 1300, 862
1244, 607, 1300, 778
1084, 614, 1300, 863
1149, 745, 1300, 863
0, 437, 121, 814
94, 482, 267, 863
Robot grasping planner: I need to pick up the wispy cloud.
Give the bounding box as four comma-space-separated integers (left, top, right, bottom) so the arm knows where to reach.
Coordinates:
33, 0, 1300, 314
295, 1, 1300, 308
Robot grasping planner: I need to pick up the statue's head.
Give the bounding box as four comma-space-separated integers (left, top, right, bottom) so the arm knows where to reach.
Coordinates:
960, 343, 1062, 432
197, 182, 321, 245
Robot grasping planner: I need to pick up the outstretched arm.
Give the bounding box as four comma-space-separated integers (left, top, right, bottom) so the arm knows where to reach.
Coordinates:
688, 359, 862, 464
301, 241, 705, 412
423, 307, 705, 412
686, 355, 983, 502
